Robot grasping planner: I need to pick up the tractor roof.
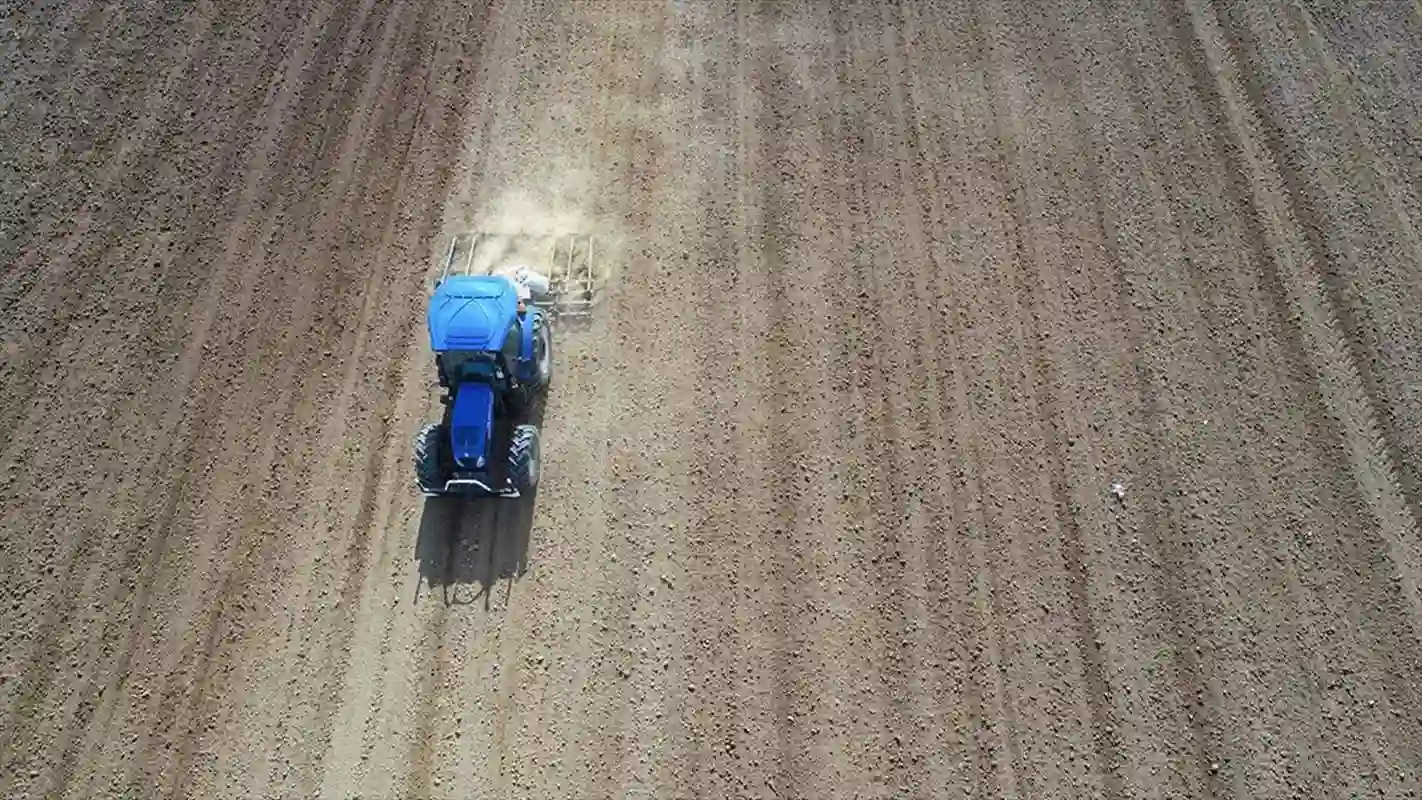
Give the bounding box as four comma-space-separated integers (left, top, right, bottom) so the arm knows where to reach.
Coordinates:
427, 275, 518, 352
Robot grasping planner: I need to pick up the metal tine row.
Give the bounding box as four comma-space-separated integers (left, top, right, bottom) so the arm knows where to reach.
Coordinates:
437, 231, 597, 319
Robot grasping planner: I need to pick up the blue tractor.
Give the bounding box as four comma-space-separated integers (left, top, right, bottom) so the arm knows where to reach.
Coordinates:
414, 271, 553, 497
412, 228, 594, 497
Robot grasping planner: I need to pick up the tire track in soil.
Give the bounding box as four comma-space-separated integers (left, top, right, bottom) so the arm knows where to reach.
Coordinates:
1294, 1, 1422, 229
742, 5, 862, 795
613, 6, 699, 789
1218, 0, 1422, 562
1079, 0, 1421, 793
257, 8, 489, 797
966, 1, 1096, 795
164, 3, 461, 796
145, 0, 396, 775
1021, 0, 1268, 794
0, 0, 134, 291
0, 2, 249, 415
896, 1, 1010, 795
824, 1, 904, 791
101, 1, 401, 792
666, 4, 785, 795
822, 10, 899, 795
900, 2, 1127, 796
912, 2, 1027, 796
400, 495, 480, 800
308, 4, 509, 797
750, 3, 822, 795
0, 0, 198, 303
1076, 0, 1343, 793
579, 8, 697, 798
0, 0, 229, 482
904, 2, 1117, 794
607, 12, 706, 788
845, 3, 929, 795
747, 2, 885, 796
1168, 0, 1422, 786
1086, 0, 1319, 790
705, 5, 784, 796
0, 0, 247, 723
0, 5, 325, 794
1096, 0, 1379, 789
1038, 1, 1229, 792
1183, 0, 1416, 784
970, 3, 1135, 796
1175, 0, 1422, 647
660, 2, 734, 792
876, 8, 963, 794
173, 0, 391, 776
840, 4, 947, 794
694, 10, 789, 792
239, 0, 427, 788
986, 4, 1133, 794
961, 8, 1036, 798
58, 1, 381, 795
1068, 0, 1298, 792
840, 2, 947, 795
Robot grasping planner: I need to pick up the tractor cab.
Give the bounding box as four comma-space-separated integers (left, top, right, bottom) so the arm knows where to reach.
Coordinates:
429, 273, 549, 389
416, 274, 552, 497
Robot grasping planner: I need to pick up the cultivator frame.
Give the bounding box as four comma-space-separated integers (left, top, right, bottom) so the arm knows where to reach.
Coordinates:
437, 231, 597, 320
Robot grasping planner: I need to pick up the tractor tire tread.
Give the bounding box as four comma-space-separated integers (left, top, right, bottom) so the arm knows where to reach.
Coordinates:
508, 424, 540, 493
533, 315, 553, 391
414, 423, 445, 492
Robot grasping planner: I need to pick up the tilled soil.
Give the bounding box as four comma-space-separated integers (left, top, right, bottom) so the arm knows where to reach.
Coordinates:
3, 1, 1421, 798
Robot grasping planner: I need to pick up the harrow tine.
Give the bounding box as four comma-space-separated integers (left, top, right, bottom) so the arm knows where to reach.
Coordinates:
550, 233, 594, 318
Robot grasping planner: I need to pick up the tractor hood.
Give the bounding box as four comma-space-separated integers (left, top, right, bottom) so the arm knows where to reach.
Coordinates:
450, 381, 495, 471
427, 275, 518, 352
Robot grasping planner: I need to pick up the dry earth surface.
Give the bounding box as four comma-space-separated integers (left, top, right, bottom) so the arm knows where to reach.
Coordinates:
3, 0, 1422, 798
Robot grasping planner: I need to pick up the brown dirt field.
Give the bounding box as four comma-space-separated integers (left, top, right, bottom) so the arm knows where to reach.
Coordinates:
3, 1, 1421, 797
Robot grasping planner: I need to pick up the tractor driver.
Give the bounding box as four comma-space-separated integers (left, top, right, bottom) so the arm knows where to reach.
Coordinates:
494, 264, 550, 317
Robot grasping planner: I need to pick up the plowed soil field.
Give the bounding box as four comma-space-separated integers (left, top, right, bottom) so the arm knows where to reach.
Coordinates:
4, 1, 1422, 797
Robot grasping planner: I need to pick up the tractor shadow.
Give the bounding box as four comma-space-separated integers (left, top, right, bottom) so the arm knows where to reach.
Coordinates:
413, 494, 535, 609
412, 394, 546, 610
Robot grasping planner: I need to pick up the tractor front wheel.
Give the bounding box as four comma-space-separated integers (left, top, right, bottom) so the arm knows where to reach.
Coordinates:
413, 423, 446, 493
508, 424, 540, 493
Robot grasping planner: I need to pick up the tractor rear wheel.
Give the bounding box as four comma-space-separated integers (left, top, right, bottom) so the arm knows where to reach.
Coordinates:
413, 423, 446, 493
533, 316, 553, 391
508, 424, 540, 493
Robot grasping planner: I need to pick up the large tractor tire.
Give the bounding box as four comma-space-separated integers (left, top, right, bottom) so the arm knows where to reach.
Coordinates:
508, 424, 540, 494
532, 315, 553, 391
413, 423, 446, 493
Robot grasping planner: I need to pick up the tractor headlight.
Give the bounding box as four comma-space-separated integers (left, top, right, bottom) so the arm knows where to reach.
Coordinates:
476, 456, 485, 468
